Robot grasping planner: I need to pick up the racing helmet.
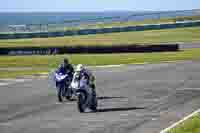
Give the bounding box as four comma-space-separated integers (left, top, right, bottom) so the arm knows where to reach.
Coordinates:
76, 64, 84, 72
63, 58, 69, 65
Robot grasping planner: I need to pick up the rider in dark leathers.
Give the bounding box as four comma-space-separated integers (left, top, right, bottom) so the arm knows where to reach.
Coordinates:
55, 58, 74, 87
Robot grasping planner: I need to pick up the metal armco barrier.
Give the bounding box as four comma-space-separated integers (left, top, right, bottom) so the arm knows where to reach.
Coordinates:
0, 21, 200, 39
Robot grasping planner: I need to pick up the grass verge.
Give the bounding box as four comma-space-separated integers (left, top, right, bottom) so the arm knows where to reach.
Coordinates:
167, 113, 200, 133
0, 49, 200, 68
0, 27, 200, 48
0, 48, 200, 78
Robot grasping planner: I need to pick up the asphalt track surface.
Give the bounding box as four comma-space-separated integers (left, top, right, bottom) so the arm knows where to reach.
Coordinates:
0, 61, 200, 133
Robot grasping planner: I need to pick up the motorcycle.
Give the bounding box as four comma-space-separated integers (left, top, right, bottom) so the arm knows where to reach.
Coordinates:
70, 71, 98, 112
54, 72, 73, 102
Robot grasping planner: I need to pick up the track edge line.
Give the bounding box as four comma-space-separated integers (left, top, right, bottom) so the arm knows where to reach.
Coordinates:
160, 108, 200, 133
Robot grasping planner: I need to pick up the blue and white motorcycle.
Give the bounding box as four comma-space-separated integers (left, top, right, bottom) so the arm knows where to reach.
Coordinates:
54, 72, 73, 102
70, 71, 97, 112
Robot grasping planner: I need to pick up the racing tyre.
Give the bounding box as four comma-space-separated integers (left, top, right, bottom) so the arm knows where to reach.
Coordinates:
77, 92, 87, 113
66, 95, 72, 100
58, 87, 63, 102
65, 88, 73, 101
90, 91, 97, 111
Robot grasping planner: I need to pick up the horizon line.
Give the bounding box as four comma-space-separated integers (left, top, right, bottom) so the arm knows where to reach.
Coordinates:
0, 8, 200, 13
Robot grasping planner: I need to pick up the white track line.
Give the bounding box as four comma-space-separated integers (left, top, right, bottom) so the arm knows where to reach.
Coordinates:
0, 79, 32, 86
0, 83, 10, 86
160, 108, 200, 133
87, 64, 124, 68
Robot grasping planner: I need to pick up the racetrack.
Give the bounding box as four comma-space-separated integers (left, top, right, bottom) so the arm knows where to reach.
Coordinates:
0, 61, 200, 133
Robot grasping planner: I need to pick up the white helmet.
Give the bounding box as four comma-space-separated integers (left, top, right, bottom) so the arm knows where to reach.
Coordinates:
76, 64, 84, 72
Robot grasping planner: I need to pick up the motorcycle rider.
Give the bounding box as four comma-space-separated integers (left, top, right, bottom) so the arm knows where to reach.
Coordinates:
56, 58, 74, 76
55, 58, 74, 87
75, 64, 96, 90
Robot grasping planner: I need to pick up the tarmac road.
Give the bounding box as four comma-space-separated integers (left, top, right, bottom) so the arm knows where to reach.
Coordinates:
0, 61, 200, 133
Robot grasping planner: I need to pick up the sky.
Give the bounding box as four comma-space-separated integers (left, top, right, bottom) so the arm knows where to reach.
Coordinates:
0, 0, 200, 12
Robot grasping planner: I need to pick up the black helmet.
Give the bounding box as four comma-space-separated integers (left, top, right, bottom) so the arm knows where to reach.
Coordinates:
63, 58, 69, 65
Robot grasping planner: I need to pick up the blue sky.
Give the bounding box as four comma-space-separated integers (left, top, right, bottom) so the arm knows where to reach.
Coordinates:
1, 0, 200, 12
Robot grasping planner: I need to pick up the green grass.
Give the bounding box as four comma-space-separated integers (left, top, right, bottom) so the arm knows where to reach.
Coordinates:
174, 15, 200, 22
167, 113, 200, 133
0, 48, 200, 78
0, 26, 200, 48
0, 48, 200, 68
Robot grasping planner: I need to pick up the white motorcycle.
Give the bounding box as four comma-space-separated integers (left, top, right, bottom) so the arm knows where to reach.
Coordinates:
70, 71, 98, 113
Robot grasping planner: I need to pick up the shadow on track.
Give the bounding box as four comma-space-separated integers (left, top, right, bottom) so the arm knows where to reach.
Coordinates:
96, 107, 146, 113
62, 96, 126, 102
97, 96, 127, 100
65, 99, 76, 102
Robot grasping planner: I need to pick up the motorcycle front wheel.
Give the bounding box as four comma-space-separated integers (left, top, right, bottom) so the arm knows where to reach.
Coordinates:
58, 87, 64, 102
77, 91, 87, 113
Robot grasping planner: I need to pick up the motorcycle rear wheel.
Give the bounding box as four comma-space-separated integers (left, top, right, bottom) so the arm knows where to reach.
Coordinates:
65, 88, 73, 101
90, 91, 97, 111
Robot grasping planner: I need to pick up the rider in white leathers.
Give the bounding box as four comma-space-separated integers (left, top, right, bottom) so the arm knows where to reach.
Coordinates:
75, 64, 96, 90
